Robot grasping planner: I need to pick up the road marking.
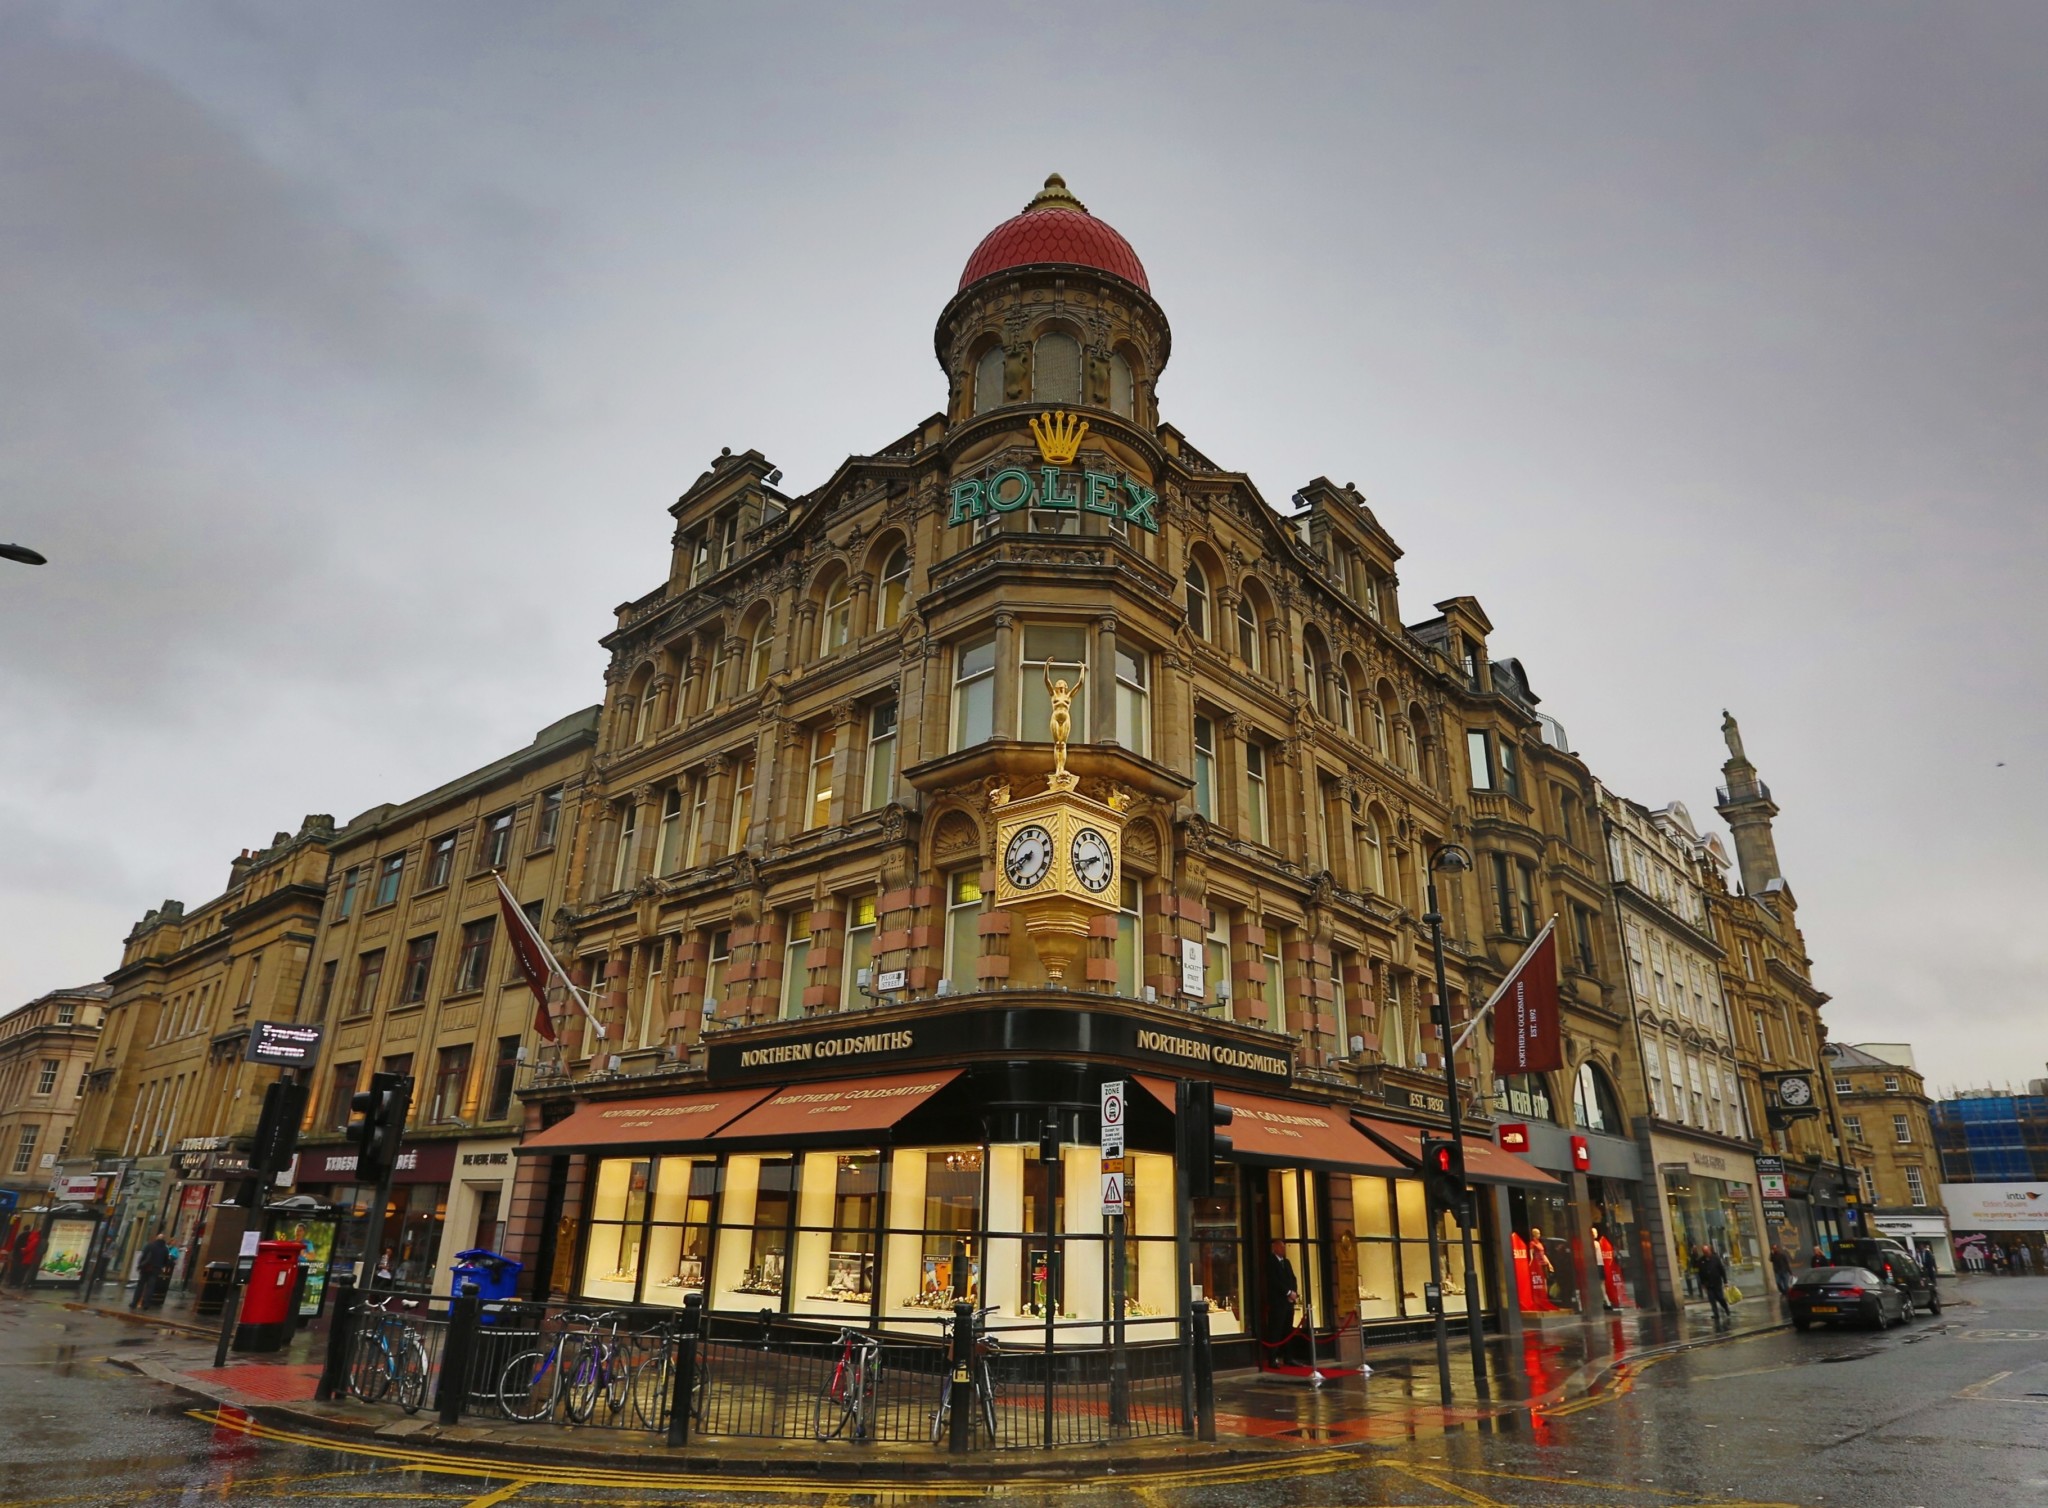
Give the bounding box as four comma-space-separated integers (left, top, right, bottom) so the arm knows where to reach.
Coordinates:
460, 1484, 532, 1508
1382, 1460, 1511, 1506
1959, 1369, 2014, 1398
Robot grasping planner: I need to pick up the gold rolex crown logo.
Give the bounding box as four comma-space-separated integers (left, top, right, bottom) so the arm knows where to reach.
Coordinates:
1030, 409, 1089, 465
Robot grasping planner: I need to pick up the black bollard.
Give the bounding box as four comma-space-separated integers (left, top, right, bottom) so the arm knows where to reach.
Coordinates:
1192, 1299, 1216, 1443
666, 1293, 701, 1449
949, 1299, 974, 1455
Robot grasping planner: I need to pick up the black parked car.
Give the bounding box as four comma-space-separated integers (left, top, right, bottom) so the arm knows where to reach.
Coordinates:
1837, 1238, 1941, 1315
1789, 1266, 1913, 1331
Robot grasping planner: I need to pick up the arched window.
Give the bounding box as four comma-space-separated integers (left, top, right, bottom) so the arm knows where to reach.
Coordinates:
1109, 352, 1135, 417
1370, 695, 1389, 756
1235, 596, 1260, 671
747, 617, 775, 690
1302, 639, 1329, 717
820, 571, 852, 655
1032, 333, 1081, 404
1410, 704, 1434, 784
1184, 560, 1210, 639
1361, 808, 1385, 893
1573, 1061, 1627, 1134
973, 345, 1004, 416
877, 546, 910, 630
628, 671, 656, 744
1336, 657, 1361, 736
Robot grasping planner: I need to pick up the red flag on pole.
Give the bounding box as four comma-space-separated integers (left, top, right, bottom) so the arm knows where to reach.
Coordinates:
495, 872, 559, 1043
1489, 920, 1562, 1074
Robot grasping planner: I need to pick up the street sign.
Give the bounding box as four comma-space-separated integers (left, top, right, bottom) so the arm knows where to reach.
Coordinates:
246, 1021, 323, 1068
1101, 1168, 1126, 1215
1179, 939, 1204, 997
1100, 1080, 1125, 1158
876, 969, 907, 992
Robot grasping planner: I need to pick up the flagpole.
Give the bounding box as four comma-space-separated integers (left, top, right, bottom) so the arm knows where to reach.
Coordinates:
1450, 915, 1558, 1058
494, 872, 607, 1041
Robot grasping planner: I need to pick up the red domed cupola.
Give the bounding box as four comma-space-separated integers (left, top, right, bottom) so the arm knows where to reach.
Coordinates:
958, 174, 1149, 293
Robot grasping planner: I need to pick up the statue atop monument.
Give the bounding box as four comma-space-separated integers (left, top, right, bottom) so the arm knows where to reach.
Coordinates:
1721, 709, 1747, 764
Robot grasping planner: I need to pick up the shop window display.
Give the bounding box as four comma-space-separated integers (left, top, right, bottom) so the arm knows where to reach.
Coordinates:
1188, 1162, 1244, 1338
712, 1154, 797, 1310
375, 1184, 448, 1289
1508, 1185, 1577, 1312
1347, 1175, 1486, 1324
884, 1145, 982, 1325
792, 1151, 880, 1319
1664, 1170, 1763, 1302
581, 1158, 652, 1304
642, 1157, 717, 1307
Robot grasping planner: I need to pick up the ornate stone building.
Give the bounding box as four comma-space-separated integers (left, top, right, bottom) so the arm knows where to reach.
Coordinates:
498, 176, 1659, 1349
63, 817, 335, 1290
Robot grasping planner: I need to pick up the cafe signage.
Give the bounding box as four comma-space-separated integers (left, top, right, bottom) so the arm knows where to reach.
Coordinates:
706, 1003, 1291, 1086
946, 410, 1160, 533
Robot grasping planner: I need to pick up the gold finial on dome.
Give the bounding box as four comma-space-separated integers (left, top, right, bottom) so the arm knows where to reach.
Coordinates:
1025, 173, 1088, 215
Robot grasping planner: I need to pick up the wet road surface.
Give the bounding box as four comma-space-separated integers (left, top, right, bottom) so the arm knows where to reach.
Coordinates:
0, 1277, 2042, 1506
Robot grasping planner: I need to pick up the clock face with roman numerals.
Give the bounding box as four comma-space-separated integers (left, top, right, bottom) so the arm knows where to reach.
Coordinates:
1004, 825, 1053, 889
1070, 827, 1115, 893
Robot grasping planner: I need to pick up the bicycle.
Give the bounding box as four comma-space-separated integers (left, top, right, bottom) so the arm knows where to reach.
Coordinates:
496, 1310, 598, 1423
929, 1306, 1000, 1444
627, 1320, 707, 1433
349, 1297, 430, 1415
813, 1326, 883, 1442
562, 1311, 636, 1424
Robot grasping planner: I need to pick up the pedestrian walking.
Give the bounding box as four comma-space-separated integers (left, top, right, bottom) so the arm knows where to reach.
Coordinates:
1810, 1244, 1827, 1268
15, 1226, 41, 1286
1770, 1244, 1793, 1297
132, 1231, 171, 1310
1695, 1244, 1732, 1329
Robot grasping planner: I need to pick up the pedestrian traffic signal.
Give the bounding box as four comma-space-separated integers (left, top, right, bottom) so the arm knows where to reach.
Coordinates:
1177, 1081, 1235, 1198
1420, 1137, 1466, 1214
347, 1072, 412, 1186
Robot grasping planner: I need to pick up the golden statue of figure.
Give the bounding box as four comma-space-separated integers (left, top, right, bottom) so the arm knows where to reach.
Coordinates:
1044, 661, 1085, 780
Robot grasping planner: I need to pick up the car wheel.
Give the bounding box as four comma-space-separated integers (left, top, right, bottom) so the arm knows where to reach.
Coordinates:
1929, 1292, 1942, 1315
1873, 1304, 1890, 1330
1792, 1317, 1810, 1332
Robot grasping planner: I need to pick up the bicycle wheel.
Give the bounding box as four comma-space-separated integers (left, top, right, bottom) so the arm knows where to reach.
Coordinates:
564, 1341, 607, 1424
497, 1348, 560, 1422
929, 1376, 951, 1444
630, 1351, 666, 1431
977, 1360, 997, 1439
814, 1363, 852, 1440
349, 1331, 393, 1404
394, 1330, 429, 1416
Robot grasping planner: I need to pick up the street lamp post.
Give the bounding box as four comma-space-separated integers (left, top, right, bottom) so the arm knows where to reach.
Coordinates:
1425, 843, 1492, 1405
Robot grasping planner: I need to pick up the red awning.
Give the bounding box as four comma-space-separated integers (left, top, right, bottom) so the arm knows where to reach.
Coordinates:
1135, 1078, 1408, 1174
1352, 1114, 1563, 1187
515, 1086, 776, 1154
710, 1070, 962, 1143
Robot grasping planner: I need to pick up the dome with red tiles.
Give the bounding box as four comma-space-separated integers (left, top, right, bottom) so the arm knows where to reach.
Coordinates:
958, 175, 1149, 293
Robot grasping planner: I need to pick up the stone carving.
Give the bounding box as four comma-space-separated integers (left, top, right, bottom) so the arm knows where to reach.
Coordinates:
931, 809, 982, 863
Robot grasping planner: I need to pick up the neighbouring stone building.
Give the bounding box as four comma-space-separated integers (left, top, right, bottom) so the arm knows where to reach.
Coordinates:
1829, 1042, 1948, 1269
286, 708, 599, 1296
1710, 715, 1856, 1269
0, 983, 107, 1214
62, 817, 336, 1291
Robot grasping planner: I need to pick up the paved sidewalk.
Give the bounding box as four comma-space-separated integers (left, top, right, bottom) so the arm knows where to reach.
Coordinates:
43, 1287, 1797, 1479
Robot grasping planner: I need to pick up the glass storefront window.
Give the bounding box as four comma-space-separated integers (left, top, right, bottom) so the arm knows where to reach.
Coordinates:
712, 1154, 796, 1310
792, 1150, 880, 1318
884, 1146, 982, 1324
642, 1156, 716, 1308
1508, 1185, 1578, 1313
1188, 1163, 1243, 1337
582, 1158, 651, 1305
1664, 1171, 1764, 1300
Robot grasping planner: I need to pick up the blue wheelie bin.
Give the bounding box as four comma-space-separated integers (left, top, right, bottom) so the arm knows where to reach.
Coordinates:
449, 1248, 523, 1326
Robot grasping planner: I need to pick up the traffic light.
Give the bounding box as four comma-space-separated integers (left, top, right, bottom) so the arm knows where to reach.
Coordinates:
249, 1078, 309, 1177
1176, 1081, 1235, 1198
1420, 1137, 1466, 1215
347, 1072, 413, 1186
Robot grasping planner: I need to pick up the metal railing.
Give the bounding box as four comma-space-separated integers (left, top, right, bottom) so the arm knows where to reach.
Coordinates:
321, 1285, 1207, 1452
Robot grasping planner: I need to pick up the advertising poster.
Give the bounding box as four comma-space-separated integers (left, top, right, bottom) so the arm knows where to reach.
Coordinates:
288, 1218, 338, 1317
35, 1218, 95, 1284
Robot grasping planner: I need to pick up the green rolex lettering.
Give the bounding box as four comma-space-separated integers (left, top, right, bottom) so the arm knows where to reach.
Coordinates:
987, 467, 1036, 513
1119, 480, 1160, 533
1082, 471, 1122, 516
948, 479, 986, 525
1036, 467, 1081, 511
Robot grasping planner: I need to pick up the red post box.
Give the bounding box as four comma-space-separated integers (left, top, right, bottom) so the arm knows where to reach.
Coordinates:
231, 1239, 306, 1353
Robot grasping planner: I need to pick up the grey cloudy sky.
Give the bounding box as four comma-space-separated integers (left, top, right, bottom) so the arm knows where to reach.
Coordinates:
3, 3, 2043, 1092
